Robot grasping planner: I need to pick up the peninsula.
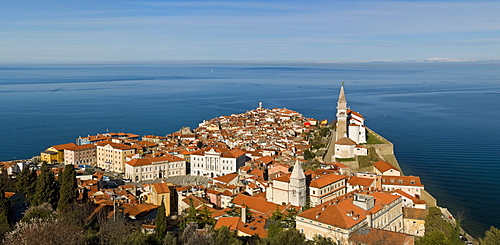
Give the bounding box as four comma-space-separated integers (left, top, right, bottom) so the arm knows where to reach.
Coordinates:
0, 85, 482, 244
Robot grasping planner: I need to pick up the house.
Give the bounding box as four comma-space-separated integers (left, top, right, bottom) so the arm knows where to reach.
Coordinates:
381, 176, 424, 198
266, 160, 307, 207
309, 174, 347, 206
96, 141, 136, 173
124, 155, 186, 182
346, 176, 377, 193
213, 173, 240, 186
64, 144, 97, 166
403, 207, 428, 237
40, 143, 77, 163
190, 147, 247, 178
393, 189, 427, 209
296, 191, 404, 245
149, 182, 173, 216
373, 160, 401, 176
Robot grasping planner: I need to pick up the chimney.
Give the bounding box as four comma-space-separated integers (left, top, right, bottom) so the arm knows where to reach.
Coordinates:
241, 207, 247, 223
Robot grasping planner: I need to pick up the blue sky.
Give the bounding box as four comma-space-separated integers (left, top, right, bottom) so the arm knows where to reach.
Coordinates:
1, 0, 499, 63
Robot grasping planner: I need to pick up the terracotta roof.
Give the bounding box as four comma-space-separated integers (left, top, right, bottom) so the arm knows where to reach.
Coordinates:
310, 174, 347, 188
347, 110, 365, 119
382, 176, 423, 187
393, 189, 426, 204
349, 227, 413, 245
374, 160, 399, 173
51, 143, 77, 151
335, 137, 356, 145
348, 176, 375, 187
152, 183, 171, 194
66, 144, 97, 151
250, 168, 264, 179
126, 155, 184, 167
298, 191, 400, 229
403, 207, 428, 220
96, 141, 134, 150
272, 173, 291, 183
215, 217, 240, 230
232, 194, 287, 216
121, 203, 159, 217
213, 173, 239, 184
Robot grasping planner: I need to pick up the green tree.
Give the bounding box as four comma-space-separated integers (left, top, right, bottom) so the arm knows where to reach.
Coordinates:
2, 168, 15, 192
162, 231, 178, 245
304, 149, 314, 160
197, 205, 216, 228
284, 208, 299, 228
480, 226, 500, 245
21, 203, 56, 223
263, 227, 306, 245
214, 226, 242, 245
266, 222, 283, 239
312, 234, 336, 245
416, 207, 462, 245
270, 205, 284, 222
155, 200, 168, 238
0, 168, 12, 239
15, 166, 33, 198
33, 163, 59, 209
58, 164, 79, 212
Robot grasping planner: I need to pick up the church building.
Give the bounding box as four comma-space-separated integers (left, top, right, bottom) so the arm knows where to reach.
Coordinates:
334, 84, 368, 159
266, 160, 307, 207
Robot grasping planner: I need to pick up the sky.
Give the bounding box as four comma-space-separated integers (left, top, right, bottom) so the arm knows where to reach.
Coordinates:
1, 0, 499, 63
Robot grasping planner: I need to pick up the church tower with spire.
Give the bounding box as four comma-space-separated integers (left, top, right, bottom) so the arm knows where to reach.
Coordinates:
335, 83, 348, 141
289, 160, 307, 207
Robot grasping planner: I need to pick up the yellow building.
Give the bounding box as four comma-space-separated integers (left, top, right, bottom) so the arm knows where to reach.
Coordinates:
149, 182, 173, 216
40, 143, 77, 163
403, 207, 428, 237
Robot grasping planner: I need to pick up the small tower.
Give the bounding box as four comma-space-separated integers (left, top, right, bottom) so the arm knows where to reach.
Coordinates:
335, 83, 348, 141
289, 160, 307, 207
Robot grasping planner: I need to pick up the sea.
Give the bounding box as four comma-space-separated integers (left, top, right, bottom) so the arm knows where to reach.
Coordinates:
0, 62, 499, 237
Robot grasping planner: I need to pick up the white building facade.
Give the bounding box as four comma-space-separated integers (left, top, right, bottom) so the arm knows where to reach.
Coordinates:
125, 155, 186, 182
190, 147, 246, 178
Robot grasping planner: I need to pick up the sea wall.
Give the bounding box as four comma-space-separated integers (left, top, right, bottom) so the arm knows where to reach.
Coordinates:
365, 128, 403, 172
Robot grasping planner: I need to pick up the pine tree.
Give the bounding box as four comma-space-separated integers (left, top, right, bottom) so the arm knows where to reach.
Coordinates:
155, 200, 168, 238
33, 163, 59, 209
58, 164, 78, 212
480, 226, 500, 245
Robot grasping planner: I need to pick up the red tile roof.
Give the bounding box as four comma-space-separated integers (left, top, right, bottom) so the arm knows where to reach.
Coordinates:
298, 191, 400, 229
51, 143, 77, 151
213, 173, 239, 184
348, 176, 375, 187
382, 176, 423, 187
152, 183, 171, 194
309, 174, 347, 188
374, 160, 399, 173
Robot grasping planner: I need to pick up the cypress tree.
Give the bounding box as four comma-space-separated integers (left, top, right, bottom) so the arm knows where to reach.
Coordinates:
58, 164, 78, 212
15, 166, 37, 205
155, 200, 167, 237
33, 163, 59, 209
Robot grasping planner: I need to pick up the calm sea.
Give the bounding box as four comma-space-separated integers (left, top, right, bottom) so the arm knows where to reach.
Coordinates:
1, 62, 499, 237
